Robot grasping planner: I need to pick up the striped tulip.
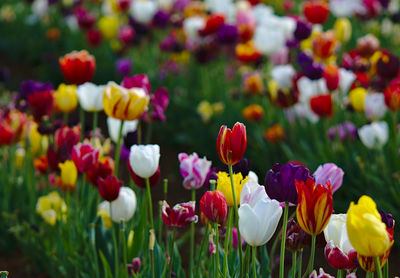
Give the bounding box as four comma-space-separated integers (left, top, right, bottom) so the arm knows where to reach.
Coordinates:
103, 81, 150, 121
216, 122, 247, 166
296, 178, 333, 235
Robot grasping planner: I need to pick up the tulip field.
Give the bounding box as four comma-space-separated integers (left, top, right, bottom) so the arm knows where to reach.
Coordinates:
2, 0, 400, 277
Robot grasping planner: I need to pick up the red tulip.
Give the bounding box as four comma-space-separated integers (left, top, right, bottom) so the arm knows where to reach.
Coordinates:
324, 240, 357, 270
118, 25, 135, 45
200, 190, 228, 226
86, 156, 115, 186
55, 125, 81, 150
127, 161, 160, 188
303, 0, 330, 25
310, 94, 333, 117
199, 14, 225, 36
97, 175, 121, 202
33, 155, 48, 174
71, 142, 100, 173
86, 29, 103, 47
384, 84, 400, 111
323, 65, 339, 91
27, 90, 54, 122
216, 122, 247, 165
296, 178, 333, 235
161, 201, 198, 227
0, 121, 14, 145
59, 50, 96, 85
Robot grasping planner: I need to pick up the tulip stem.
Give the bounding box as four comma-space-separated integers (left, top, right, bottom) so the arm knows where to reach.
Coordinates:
189, 189, 196, 278
92, 111, 98, 137
215, 223, 220, 278
195, 223, 209, 278
375, 257, 383, 278
120, 220, 128, 278
279, 201, 289, 278
297, 249, 303, 278
384, 261, 389, 278
168, 228, 177, 278
223, 208, 233, 277
79, 106, 85, 140
252, 246, 257, 278
337, 269, 343, 278
110, 203, 119, 278
228, 164, 243, 277
292, 252, 297, 278
114, 120, 124, 176
308, 235, 316, 276
145, 178, 154, 229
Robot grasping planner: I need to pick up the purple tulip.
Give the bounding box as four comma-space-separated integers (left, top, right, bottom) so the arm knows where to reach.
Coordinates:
264, 163, 312, 204
178, 152, 212, 190
153, 10, 170, 28
327, 121, 357, 141
294, 20, 312, 41
220, 158, 251, 177
380, 210, 394, 229
20, 80, 53, 100
216, 24, 238, 45
116, 58, 132, 76
313, 163, 344, 193
231, 227, 244, 249
151, 87, 169, 122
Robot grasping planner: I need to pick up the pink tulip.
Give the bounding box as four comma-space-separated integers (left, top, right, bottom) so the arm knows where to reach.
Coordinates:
314, 163, 344, 193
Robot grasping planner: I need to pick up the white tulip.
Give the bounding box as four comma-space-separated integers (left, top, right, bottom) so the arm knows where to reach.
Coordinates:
98, 187, 137, 222
130, 0, 157, 24
271, 65, 295, 89
129, 144, 160, 178
358, 121, 389, 149
239, 182, 281, 246
330, 0, 362, 17
253, 26, 284, 55
297, 77, 328, 103
247, 171, 259, 183
252, 4, 274, 25
339, 68, 356, 94
76, 83, 105, 112
107, 117, 138, 143
183, 17, 205, 41
364, 93, 387, 120
323, 214, 354, 254
32, 0, 49, 17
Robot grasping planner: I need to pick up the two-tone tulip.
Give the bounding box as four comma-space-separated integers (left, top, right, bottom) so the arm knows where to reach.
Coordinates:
98, 187, 136, 222
161, 201, 198, 227
97, 175, 121, 202
71, 142, 99, 173
127, 162, 160, 188
296, 178, 333, 235
200, 190, 228, 226
216, 122, 247, 166
86, 156, 114, 186
178, 152, 211, 190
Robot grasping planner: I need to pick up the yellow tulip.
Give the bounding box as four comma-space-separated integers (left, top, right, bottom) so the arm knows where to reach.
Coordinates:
349, 87, 367, 112
334, 18, 351, 43
54, 83, 78, 113
103, 81, 150, 121
98, 16, 119, 39
36, 191, 67, 226
346, 195, 390, 257
29, 122, 49, 155
216, 171, 248, 207
15, 148, 25, 170
58, 160, 78, 189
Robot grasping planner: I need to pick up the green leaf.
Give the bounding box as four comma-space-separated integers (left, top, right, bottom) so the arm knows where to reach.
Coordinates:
99, 250, 113, 278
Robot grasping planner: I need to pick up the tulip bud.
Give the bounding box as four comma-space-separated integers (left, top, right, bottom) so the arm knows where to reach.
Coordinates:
86, 156, 114, 186
200, 191, 228, 226
129, 144, 160, 179
97, 176, 121, 202
216, 122, 247, 166
59, 50, 96, 85
310, 94, 333, 117
54, 84, 78, 113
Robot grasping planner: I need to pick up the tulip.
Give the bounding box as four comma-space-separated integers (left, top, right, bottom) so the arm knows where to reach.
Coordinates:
71, 143, 99, 173
54, 83, 78, 113
130, 0, 157, 24
115, 58, 132, 76
103, 81, 149, 121
384, 84, 400, 111
178, 152, 211, 190
19, 80, 53, 101
129, 144, 160, 179
36, 191, 67, 226
54, 125, 81, 151
59, 50, 95, 85
86, 29, 103, 47
349, 88, 367, 112
323, 65, 339, 91
216, 171, 248, 207
34, 155, 48, 174
127, 162, 160, 188
161, 201, 198, 227
0, 121, 13, 145
358, 121, 388, 149
303, 0, 330, 25
98, 187, 137, 222
334, 18, 351, 43
323, 214, 357, 270
236, 41, 261, 62
127, 257, 141, 275
346, 196, 390, 257
310, 94, 333, 117
242, 104, 264, 122
97, 175, 121, 202
264, 162, 312, 204
216, 122, 247, 166
150, 87, 169, 122
28, 123, 49, 155
328, 121, 357, 141
243, 72, 264, 95
263, 124, 285, 143
200, 190, 228, 226
27, 90, 54, 122
98, 16, 119, 39
285, 219, 306, 252
313, 163, 344, 194
76, 83, 105, 112
58, 160, 78, 190
121, 74, 151, 93
107, 117, 138, 143
312, 31, 337, 60
309, 268, 335, 278
86, 156, 114, 186
364, 93, 387, 120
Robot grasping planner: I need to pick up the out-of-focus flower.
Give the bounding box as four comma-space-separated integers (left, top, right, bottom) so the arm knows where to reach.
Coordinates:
34, 155, 48, 174
384, 84, 400, 111
36, 191, 67, 226
107, 117, 138, 143
334, 18, 351, 43
150, 87, 169, 122
358, 121, 388, 149
76, 83, 105, 112
46, 28, 60, 41
115, 58, 132, 76
296, 178, 333, 235
309, 268, 335, 278
28, 122, 49, 155
349, 87, 367, 112
129, 144, 160, 179
346, 195, 391, 257
86, 156, 114, 186
130, 0, 157, 24
243, 72, 264, 95
265, 162, 312, 204
357, 34, 380, 58
310, 94, 333, 117
199, 13, 225, 36
58, 160, 78, 190
216, 122, 247, 166
183, 16, 205, 40
303, 0, 330, 25
59, 50, 96, 85
200, 190, 228, 225
178, 152, 211, 190
323, 65, 340, 91
312, 31, 337, 61
71, 143, 99, 173
364, 93, 387, 120
0, 121, 13, 146
216, 24, 238, 44
15, 148, 25, 170
162, 201, 198, 227
314, 163, 344, 194
242, 104, 264, 122
121, 74, 151, 93
217, 171, 248, 207
118, 25, 135, 45
128, 162, 160, 188
19, 80, 53, 101
324, 214, 357, 270
197, 101, 224, 123
55, 125, 81, 150
54, 83, 78, 113
98, 187, 137, 223
328, 121, 357, 141
286, 219, 306, 252
236, 41, 261, 63
98, 16, 119, 39
263, 124, 285, 144
239, 182, 282, 246
127, 257, 141, 275
330, 0, 362, 17
27, 90, 54, 122
97, 175, 121, 202
377, 52, 400, 80
271, 65, 295, 90
86, 29, 103, 47
294, 20, 312, 41
103, 82, 149, 121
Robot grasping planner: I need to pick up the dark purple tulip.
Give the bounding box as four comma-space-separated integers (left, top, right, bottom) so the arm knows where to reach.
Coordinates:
380, 210, 394, 229
20, 80, 53, 100
216, 24, 239, 45
264, 162, 312, 204
286, 38, 300, 49
153, 10, 170, 28
151, 87, 169, 122
304, 63, 323, 80
221, 158, 251, 177
294, 20, 312, 41
377, 53, 400, 80
297, 52, 313, 69
115, 58, 132, 76
286, 219, 306, 252
378, 0, 390, 8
